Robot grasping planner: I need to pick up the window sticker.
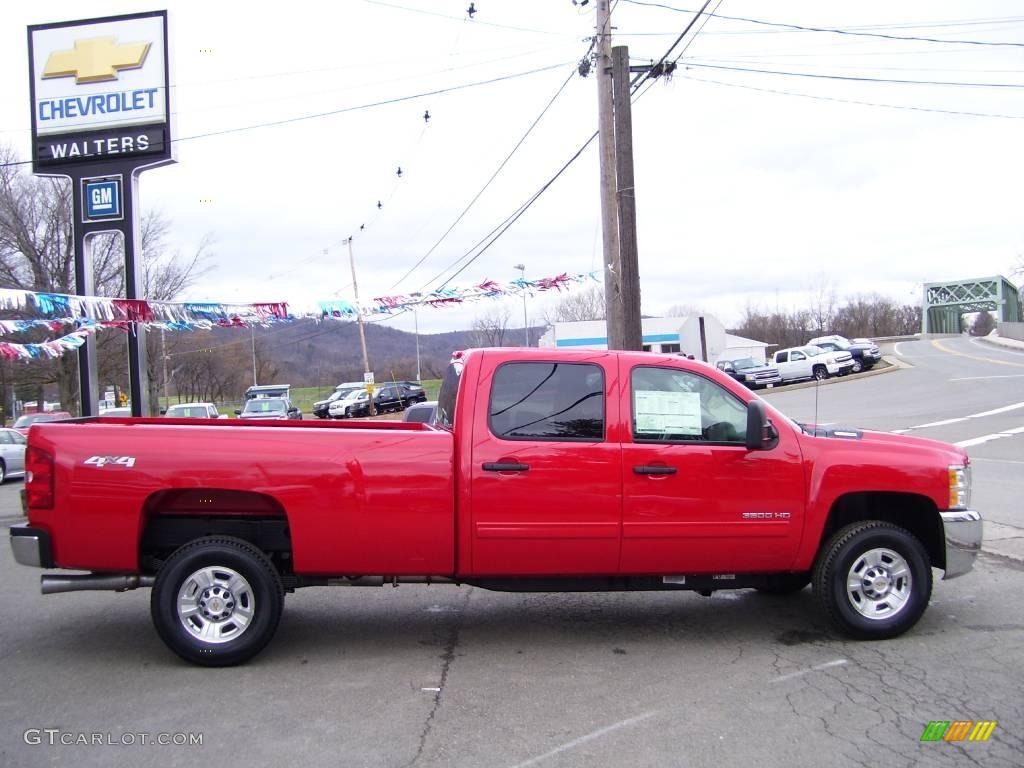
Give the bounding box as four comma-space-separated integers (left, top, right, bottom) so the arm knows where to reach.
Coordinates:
634, 390, 701, 435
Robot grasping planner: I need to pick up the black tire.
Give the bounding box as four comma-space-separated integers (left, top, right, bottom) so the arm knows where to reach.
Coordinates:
812, 365, 828, 381
151, 536, 284, 667
755, 573, 810, 595
812, 521, 931, 640
851, 359, 863, 374
0, 460, 6, 484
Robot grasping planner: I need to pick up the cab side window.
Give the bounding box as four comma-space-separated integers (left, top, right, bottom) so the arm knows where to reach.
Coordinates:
489, 362, 604, 441
631, 366, 747, 444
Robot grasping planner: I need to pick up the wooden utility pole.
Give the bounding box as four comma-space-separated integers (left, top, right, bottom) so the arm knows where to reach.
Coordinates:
346, 237, 375, 416
611, 45, 643, 351
596, 0, 622, 349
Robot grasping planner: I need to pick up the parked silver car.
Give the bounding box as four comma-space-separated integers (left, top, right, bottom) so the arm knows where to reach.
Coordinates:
0, 427, 27, 483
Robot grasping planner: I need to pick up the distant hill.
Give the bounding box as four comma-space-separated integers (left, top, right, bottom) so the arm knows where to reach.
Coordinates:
204, 320, 541, 386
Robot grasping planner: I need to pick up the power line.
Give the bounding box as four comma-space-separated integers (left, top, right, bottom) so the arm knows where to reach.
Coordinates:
680, 72, 1024, 120
415, 1, 719, 294
620, 0, 1024, 48
0, 62, 573, 169
630, 0, 717, 90
170, 62, 574, 143
390, 66, 578, 290
363, 0, 575, 36
680, 61, 1024, 89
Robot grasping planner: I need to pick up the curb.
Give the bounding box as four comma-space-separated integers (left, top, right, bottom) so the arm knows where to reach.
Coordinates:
761, 357, 904, 395
981, 521, 1024, 565
977, 336, 1024, 353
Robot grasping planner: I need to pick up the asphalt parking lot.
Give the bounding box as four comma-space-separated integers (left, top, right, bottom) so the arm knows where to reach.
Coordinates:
1, 336, 1023, 767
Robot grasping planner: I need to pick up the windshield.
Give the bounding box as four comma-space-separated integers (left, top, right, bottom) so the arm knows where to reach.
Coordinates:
805, 345, 826, 357
342, 389, 367, 401
14, 414, 59, 427
243, 399, 286, 414
731, 358, 758, 370
166, 406, 209, 418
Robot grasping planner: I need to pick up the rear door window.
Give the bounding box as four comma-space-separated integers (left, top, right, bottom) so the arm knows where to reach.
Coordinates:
489, 362, 605, 441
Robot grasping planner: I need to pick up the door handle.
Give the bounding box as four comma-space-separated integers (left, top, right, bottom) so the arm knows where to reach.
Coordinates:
482, 462, 530, 472
633, 465, 677, 475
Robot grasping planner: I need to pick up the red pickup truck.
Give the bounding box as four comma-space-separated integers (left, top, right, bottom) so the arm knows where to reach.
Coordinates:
10, 348, 981, 666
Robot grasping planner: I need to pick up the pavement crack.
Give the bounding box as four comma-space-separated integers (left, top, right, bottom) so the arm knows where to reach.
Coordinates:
402, 588, 473, 768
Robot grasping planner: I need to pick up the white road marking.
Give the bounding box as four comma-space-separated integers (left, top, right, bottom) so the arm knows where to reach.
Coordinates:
895, 401, 1024, 433
421, 687, 441, 692
893, 343, 904, 356
950, 374, 1024, 382
955, 426, 1024, 448
970, 457, 1024, 465
507, 712, 657, 768
771, 659, 848, 684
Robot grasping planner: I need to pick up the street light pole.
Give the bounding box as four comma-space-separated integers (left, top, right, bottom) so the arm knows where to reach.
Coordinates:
249, 324, 257, 386
346, 237, 375, 416
514, 263, 529, 347
411, 292, 422, 381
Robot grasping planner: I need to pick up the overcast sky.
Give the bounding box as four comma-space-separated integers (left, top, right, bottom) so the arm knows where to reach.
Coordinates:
4, 1, 1023, 336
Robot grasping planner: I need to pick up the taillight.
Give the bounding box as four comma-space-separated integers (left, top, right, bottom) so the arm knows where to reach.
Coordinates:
26, 445, 54, 509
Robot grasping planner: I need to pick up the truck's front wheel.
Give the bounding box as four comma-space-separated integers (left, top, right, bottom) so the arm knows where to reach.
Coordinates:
151, 536, 284, 666
813, 522, 931, 640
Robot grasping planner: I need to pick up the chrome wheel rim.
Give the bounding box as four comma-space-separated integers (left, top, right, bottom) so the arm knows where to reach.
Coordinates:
846, 547, 912, 620
177, 566, 255, 644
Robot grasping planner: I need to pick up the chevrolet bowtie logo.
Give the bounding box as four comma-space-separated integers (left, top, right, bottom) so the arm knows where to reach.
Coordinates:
43, 36, 151, 84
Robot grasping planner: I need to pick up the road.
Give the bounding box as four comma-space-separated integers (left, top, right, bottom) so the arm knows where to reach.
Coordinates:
1, 335, 1022, 768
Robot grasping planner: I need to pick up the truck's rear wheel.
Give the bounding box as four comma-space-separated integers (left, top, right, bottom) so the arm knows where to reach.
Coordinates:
813, 521, 931, 640
151, 536, 283, 666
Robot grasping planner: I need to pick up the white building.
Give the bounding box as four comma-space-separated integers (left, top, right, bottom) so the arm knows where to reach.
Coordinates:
537, 315, 770, 364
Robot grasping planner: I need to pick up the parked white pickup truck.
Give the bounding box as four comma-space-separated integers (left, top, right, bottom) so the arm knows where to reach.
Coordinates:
773, 345, 854, 382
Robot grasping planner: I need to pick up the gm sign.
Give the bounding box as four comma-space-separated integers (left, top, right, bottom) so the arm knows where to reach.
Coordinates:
82, 176, 123, 222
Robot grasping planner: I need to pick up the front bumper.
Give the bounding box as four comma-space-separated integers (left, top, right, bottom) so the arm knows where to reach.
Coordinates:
10, 524, 53, 568
940, 509, 982, 579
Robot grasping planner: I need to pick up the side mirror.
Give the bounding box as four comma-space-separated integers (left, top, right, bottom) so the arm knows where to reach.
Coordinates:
288, 407, 298, 414
234, 409, 241, 416
159, 408, 166, 415
745, 399, 779, 451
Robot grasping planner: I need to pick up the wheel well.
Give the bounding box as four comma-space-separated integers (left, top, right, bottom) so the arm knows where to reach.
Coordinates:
821, 492, 944, 569
139, 488, 292, 574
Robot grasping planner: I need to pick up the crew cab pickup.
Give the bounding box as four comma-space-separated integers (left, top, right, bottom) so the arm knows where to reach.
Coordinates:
10, 348, 981, 666
774, 345, 854, 382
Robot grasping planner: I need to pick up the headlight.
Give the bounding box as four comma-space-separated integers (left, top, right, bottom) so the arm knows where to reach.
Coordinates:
948, 464, 971, 509
744, 374, 755, 382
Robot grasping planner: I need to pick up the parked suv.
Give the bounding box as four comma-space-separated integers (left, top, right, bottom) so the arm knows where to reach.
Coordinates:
715, 357, 782, 389
328, 389, 371, 419
162, 403, 226, 419
235, 397, 302, 420
312, 382, 364, 419
808, 335, 881, 374
773, 345, 854, 382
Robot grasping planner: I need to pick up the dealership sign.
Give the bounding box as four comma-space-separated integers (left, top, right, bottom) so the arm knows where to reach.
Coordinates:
28, 11, 172, 171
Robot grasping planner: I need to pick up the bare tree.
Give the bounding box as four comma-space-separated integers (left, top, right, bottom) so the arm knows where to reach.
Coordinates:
970, 311, 996, 337
471, 306, 512, 347
807, 275, 837, 336
542, 285, 606, 324
0, 144, 214, 416
662, 303, 706, 318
